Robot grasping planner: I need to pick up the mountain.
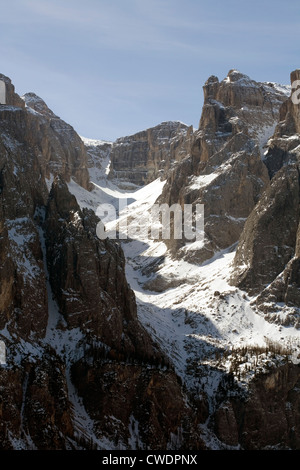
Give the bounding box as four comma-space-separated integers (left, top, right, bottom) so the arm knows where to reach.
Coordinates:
0, 74, 204, 450
0, 69, 300, 450
231, 70, 300, 327
158, 69, 290, 261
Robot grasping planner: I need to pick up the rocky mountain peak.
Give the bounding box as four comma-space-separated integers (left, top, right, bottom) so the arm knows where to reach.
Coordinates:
199, 68, 289, 137
22, 92, 57, 118
230, 68, 300, 328
108, 120, 194, 187
1, 68, 300, 451
0, 74, 91, 190
157, 69, 289, 263
262, 69, 300, 178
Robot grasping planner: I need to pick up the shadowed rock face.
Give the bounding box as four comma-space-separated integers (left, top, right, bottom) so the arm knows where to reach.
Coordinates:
214, 362, 300, 450
44, 176, 161, 360
263, 69, 300, 178
230, 164, 300, 294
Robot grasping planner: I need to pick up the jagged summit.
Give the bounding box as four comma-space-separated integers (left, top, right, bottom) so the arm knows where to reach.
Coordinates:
22, 92, 57, 118
0, 74, 91, 190
155, 69, 289, 264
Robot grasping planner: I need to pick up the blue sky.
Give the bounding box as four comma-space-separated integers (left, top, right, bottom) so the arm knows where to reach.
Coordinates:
1, 0, 299, 141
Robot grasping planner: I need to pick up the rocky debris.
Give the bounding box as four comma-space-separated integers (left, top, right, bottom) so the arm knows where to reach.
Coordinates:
157, 70, 288, 262
108, 121, 194, 187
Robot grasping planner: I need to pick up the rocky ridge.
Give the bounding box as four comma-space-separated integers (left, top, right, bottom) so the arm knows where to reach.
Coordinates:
153, 70, 289, 263
108, 121, 194, 187
231, 70, 300, 329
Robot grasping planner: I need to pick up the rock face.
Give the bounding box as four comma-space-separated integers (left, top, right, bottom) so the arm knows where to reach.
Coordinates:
108, 121, 194, 187
22, 91, 91, 189
230, 163, 300, 293
44, 176, 158, 359
157, 70, 288, 262
231, 70, 300, 328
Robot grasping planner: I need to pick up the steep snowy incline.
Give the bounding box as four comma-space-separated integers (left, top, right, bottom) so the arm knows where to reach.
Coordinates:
68, 156, 300, 396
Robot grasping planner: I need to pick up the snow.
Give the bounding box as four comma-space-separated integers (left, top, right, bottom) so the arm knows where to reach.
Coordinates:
7, 218, 41, 282
189, 173, 218, 190
266, 82, 291, 97
257, 122, 278, 156
65, 367, 115, 450
67, 158, 300, 399
6, 125, 293, 448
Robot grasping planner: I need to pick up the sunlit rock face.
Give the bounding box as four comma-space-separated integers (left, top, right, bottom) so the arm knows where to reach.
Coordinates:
157, 70, 288, 262
108, 121, 194, 187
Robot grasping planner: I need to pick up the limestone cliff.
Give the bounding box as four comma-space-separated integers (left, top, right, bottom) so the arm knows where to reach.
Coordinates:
213, 362, 300, 449
157, 70, 288, 262
231, 70, 300, 328
108, 121, 194, 187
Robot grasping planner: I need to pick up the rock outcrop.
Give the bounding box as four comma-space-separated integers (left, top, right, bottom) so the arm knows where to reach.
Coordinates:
80, 136, 112, 188
230, 163, 300, 294
22, 91, 91, 189
157, 70, 288, 262
231, 70, 300, 327
108, 121, 194, 187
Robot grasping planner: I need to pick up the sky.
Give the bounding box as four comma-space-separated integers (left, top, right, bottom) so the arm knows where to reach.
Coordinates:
0, 0, 299, 142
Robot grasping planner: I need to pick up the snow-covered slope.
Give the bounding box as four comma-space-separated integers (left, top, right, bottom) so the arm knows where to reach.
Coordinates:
73, 137, 300, 404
